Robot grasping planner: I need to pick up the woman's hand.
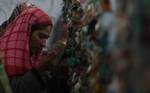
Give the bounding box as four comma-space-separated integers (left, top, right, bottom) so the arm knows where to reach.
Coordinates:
57, 19, 69, 44
36, 41, 66, 73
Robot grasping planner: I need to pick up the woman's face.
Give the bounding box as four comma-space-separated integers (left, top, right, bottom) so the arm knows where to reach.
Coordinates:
30, 25, 52, 55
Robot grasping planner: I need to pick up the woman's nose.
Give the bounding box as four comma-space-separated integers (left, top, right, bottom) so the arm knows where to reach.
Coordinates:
41, 39, 46, 47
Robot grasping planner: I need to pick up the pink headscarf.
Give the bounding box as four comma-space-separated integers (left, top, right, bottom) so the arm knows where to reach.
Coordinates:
0, 6, 52, 78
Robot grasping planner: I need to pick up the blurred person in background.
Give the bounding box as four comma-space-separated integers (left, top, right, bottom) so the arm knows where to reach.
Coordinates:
95, 0, 123, 93
96, 0, 117, 54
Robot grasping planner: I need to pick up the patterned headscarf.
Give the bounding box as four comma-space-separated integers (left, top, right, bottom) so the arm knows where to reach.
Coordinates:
0, 6, 52, 78
1, 2, 34, 35
8, 2, 32, 24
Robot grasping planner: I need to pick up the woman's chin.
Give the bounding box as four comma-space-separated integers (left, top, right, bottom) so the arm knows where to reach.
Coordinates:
34, 48, 42, 54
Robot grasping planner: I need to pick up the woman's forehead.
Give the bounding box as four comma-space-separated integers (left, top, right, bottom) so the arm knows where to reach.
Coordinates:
37, 25, 52, 35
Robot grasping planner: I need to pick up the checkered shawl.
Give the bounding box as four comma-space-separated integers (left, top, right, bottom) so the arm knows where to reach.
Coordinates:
1, 2, 34, 29
8, 2, 33, 25
0, 7, 52, 77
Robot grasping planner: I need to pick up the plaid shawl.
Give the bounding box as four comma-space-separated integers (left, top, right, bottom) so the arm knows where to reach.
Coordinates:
0, 6, 52, 77
2, 2, 34, 29
8, 2, 32, 25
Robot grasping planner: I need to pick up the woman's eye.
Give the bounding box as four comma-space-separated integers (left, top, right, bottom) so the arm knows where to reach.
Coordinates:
39, 34, 45, 39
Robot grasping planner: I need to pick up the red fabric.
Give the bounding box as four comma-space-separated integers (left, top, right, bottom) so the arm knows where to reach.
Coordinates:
0, 6, 52, 77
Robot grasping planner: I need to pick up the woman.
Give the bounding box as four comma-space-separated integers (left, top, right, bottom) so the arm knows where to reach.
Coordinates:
0, 3, 66, 93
